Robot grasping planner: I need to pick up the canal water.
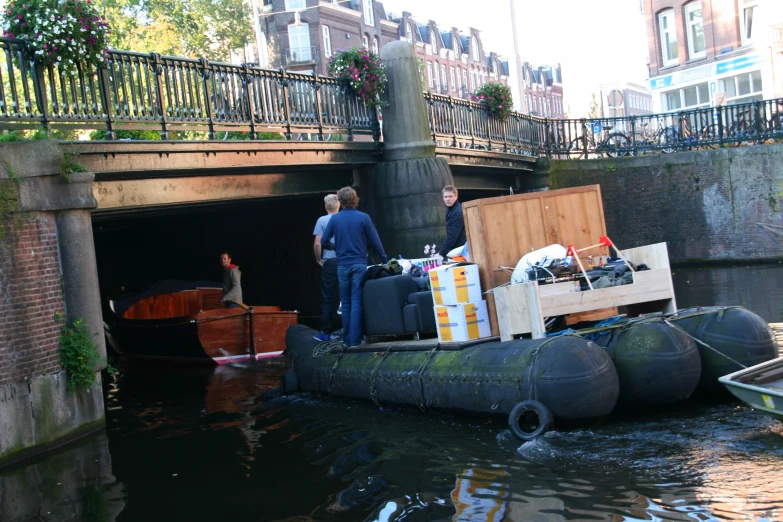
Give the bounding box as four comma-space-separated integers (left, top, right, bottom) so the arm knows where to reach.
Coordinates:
2, 265, 783, 521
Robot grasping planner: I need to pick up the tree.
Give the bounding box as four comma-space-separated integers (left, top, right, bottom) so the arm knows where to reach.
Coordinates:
587, 91, 603, 119
104, 0, 253, 61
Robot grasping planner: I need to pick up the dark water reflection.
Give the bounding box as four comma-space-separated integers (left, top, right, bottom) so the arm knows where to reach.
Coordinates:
3, 265, 783, 521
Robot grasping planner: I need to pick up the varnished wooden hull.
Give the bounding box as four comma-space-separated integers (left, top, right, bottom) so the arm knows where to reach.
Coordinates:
105, 288, 297, 364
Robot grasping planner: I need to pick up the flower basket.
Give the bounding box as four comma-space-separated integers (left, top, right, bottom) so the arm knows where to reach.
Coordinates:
2, 0, 110, 74
327, 47, 386, 108
471, 83, 513, 123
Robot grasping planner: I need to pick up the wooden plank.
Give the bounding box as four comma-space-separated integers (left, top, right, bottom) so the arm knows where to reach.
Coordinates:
540, 269, 673, 317
621, 242, 677, 312
565, 307, 619, 325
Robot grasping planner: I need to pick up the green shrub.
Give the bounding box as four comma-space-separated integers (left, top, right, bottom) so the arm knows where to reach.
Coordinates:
89, 129, 163, 141
59, 317, 101, 392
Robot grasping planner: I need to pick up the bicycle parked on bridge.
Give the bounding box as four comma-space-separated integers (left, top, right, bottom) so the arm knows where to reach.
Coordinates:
567, 124, 630, 158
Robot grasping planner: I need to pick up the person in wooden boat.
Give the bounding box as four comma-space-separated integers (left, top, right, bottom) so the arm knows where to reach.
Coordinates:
313, 194, 340, 342
438, 185, 466, 259
320, 186, 388, 348
220, 251, 243, 309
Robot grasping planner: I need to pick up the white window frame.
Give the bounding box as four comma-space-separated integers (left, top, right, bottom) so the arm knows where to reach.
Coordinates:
322, 26, 331, 58
471, 36, 479, 61
363, 0, 374, 26
453, 37, 459, 56
740, 0, 758, 46
427, 62, 434, 89
285, 0, 306, 10
431, 29, 438, 53
659, 10, 679, 68
685, 2, 706, 60
450, 66, 456, 92
372, 36, 379, 55
461, 69, 467, 94
433, 63, 441, 91
406, 23, 413, 44
362, 34, 369, 49
440, 64, 447, 92
288, 23, 311, 62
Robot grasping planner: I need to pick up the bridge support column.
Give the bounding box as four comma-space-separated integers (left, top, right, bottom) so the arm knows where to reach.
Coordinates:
371, 41, 455, 258
0, 141, 105, 468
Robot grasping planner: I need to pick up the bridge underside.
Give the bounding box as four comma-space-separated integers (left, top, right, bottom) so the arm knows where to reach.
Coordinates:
73, 141, 538, 216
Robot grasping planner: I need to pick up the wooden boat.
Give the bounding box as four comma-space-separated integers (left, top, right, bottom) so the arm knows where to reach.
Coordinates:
719, 357, 783, 421
104, 285, 297, 364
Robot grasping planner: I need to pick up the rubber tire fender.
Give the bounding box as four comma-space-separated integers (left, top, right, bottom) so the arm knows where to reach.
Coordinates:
282, 370, 299, 395
508, 400, 554, 440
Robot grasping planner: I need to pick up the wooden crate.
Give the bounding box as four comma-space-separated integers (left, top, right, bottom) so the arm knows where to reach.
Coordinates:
493, 242, 678, 341
463, 185, 613, 335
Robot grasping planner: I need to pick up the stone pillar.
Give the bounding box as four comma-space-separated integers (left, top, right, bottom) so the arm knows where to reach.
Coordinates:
372, 41, 455, 258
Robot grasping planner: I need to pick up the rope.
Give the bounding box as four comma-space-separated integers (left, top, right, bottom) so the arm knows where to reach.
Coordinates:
326, 347, 346, 395
526, 336, 562, 401
369, 347, 392, 407
416, 348, 438, 411
663, 319, 748, 370
757, 223, 783, 251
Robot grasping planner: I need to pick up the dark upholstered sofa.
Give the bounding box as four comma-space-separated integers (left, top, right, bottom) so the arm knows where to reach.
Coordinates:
362, 275, 435, 338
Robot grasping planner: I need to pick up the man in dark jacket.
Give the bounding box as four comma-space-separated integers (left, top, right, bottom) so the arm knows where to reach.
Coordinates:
320, 187, 388, 347
220, 251, 242, 308
438, 185, 467, 258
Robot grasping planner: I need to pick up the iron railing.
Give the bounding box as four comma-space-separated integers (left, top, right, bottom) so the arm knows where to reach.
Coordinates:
423, 91, 783, 157
0, 37, 379, 140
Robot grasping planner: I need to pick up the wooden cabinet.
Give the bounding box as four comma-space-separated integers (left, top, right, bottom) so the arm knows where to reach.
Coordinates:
463, 185, 611, 335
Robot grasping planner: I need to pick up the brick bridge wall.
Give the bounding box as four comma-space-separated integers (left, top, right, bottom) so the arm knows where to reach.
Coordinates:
0, 190, 66, 387
545, 143, 783, 264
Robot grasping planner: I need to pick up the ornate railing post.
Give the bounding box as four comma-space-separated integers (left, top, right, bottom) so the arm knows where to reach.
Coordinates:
717, 105, 725, 148
753, 100, 762, 140
342, 80, 354, 141
31, 61, 51, 134
580, 118, 588, 157
486, 106, 493, 151
198, 57, 215, 140
312, 73, 324, 140
544, 118, 551, 157
97, 62, 116, 140
467, 103, 476, 149
278, 68, 292, 139
448, 95, 457, 147
150, 53, 169, 140
427, 94, 436, 143
630, 115, 637, 156
241, 63, 258, 140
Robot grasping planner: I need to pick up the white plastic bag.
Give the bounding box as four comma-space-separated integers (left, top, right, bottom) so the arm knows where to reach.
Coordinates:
510, 244, 567, 284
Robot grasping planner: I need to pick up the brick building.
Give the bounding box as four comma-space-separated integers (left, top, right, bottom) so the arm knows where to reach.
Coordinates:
258, 0, 400, 75
393, 12, 509, 100
253, 1, 510, 101
520, 62, 565, 118
644, 0, 783, 112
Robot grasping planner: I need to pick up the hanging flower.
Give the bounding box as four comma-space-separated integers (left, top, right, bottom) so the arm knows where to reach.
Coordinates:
470, 83, 513, 122
327, 47, 387, 108
1, 0, 109, 74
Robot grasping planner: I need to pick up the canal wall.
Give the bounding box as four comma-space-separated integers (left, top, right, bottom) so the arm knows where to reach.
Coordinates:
0, 141, 105, 468
544, 143, 783, 264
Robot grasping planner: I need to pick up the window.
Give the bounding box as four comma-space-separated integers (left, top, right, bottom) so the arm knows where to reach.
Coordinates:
433, 63, 441, 91
322, 26, 331, 57
406, 23, 413, 44
427, 62, 433, 88
455, 67, 461, 92
450, 67, 456, 92
685, 2, 705, 59
288, 23, 311, 62
285, 0, 306, 10
441, 64, 447, 91
372, 36, 379, 55
363, 0, 374, 26
453, 36, 459, 56
461, 69, 467, 93
362, 33, 369, 48
471, 36, 479, 60
493, 62, 498, 81
659, 10, 678, 67
719, 70, 763, 103
662, 81, 710, 110
740, 0, 757, 45
431, 29, 438, 52
469, 68, 475, 91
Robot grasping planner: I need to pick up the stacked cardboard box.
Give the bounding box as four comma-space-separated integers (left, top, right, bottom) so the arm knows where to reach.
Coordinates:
429, 263, 491, 342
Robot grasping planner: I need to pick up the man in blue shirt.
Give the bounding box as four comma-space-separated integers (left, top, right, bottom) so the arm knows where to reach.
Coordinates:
321, 186, 388, 347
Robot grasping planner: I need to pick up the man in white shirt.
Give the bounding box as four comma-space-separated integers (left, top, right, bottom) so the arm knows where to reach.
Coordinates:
313, 194, 340, 342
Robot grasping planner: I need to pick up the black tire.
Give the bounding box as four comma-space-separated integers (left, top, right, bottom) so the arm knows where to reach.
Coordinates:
508, 400, 554, 440
282, 370, 299, 395
568, 137, 589, 159
604, 132, 630, 157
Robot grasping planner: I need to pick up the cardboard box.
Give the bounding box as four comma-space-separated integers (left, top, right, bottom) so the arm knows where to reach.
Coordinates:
429, 263, 482, 306
435, 301, 491, 343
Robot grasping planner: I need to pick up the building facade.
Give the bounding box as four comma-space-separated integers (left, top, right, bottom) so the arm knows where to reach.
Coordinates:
644, 0, 783, 112
519, 62, 565, 118
599, 82, 653, 118
393, 12, 509, 100
253, 2, 510, 102
259, 0, 400, 75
